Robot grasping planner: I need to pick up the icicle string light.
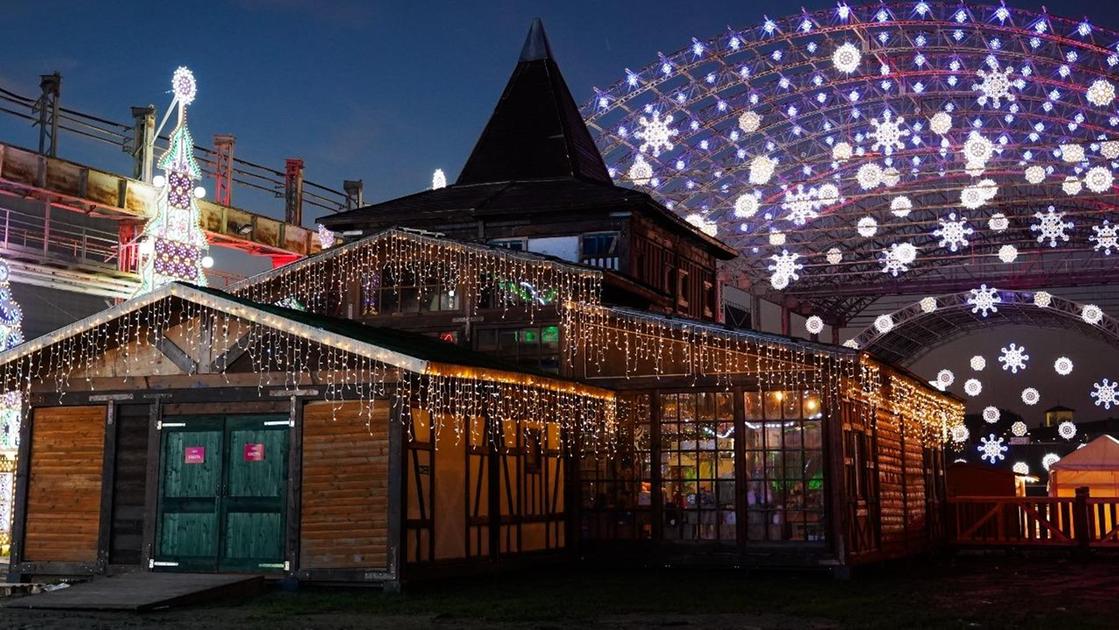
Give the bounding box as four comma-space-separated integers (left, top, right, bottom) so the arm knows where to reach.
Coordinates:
562, 302, 962, 445
0, 284, 617, 455
230, 229, 604, 322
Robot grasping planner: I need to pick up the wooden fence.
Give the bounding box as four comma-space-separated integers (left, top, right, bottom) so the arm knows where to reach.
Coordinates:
949, 488, 1119, 549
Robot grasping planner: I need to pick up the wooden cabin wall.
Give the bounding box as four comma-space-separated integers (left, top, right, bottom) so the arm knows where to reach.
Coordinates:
299, 400, 392, 575
404, 410, 566, 571
22, 405, 107, 565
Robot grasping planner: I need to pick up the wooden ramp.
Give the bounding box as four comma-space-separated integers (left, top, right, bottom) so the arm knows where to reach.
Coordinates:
4, 572, 265, 611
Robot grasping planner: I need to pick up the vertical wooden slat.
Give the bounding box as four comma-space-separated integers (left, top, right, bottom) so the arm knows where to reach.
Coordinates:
95, 401, 117, 572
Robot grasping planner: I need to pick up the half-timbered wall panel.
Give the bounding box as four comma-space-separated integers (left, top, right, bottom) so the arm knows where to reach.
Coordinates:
24, 405, 106, 563
299, 400, 390, 570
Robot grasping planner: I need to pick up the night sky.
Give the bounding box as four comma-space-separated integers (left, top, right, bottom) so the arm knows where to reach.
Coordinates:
3, 0, 1119, 427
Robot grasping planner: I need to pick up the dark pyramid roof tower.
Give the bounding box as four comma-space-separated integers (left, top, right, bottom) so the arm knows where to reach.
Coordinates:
456, 18, 611, 185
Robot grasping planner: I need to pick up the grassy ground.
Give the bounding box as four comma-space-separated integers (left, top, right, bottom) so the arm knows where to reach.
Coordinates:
4, 554, 1119, 628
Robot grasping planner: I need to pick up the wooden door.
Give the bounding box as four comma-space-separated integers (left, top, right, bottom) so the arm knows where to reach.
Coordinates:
155, 417, 223, 571
220, 416, 288, 572
154, 415, 289, 573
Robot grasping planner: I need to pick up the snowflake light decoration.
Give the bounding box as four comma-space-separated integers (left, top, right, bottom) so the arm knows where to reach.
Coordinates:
874, 314, 894, 333
826, 247, 842, 265
832, 141, 853, 161
1062, 176, 1083, 196
937, 369, 955, 387
934, 213, 973, 251
890, 196, 913, 217
919, 297, 937, 313
867, 110, 909, 154
951, 425, 970, 443
832, 42, 861, 74
963, 131, 994, 170
856, 163, 884, 190
1053, 357, 1074, 376
968, 284, 1001, 317
1024, 165, 1046, 184
1084, 166, 1113, 193
734, 192, 760, 218
1011, 421, 1028, 438
1021, 387, 1040, 406
628, 154, 652, 184
768, 249, 803, 286
805, 315, 824, 335
971, 355, 987, 371
1033, 291, 1052, 308
998, 343, 1029, 373
1091, 221, 1119, 254
1060, 143, 1086, 163
1031, 207, 1073, 247
964, 378, 983, 396
880, 243, 916, 276
781, 186, 818, 225
1058, 420, 1077, 440
749, 155, 778, 185
857, 216, 878, 237
634, 110, 678, 157
929, 111, 952, 135
982, 406, 1001, 423
738, 110, 762, 133
997, 245, 1017, 263
1087, 79, 1117, 107
1091, 378, 1119, 409
1102, 140, 1119, 160
1042, 453, 1061, 471
685, 213, 718, 236
1012, 461, 1029, 475
988, 213, 1009, 232
973, 60, 1022, 108
1082, 304, 1104, 325
977, 434, 1008, 464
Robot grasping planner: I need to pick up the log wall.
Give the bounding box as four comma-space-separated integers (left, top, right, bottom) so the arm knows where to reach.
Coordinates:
23, 405, 106, 563
299, 400, 390, 570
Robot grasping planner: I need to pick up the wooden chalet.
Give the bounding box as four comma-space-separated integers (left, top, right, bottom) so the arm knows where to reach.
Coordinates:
0, 282, 614, 587
1, 19, 963, 587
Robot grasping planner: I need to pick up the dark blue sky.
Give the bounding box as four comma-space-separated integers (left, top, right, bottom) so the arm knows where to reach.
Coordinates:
2, 0, 1114, 219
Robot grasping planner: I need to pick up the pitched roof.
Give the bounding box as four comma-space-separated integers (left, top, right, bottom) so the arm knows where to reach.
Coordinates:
456, 18, 611, 185
1051, 435, 1119, 471
0, 282, 612, 398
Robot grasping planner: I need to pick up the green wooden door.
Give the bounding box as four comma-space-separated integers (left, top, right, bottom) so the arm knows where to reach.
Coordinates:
221, 416, 289, 572
155, 415, 289, 573
155, 418, 224, 572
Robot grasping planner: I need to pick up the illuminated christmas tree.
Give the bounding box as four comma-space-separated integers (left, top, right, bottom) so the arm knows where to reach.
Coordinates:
136, 67, 212, 295
0, 258, 23, 451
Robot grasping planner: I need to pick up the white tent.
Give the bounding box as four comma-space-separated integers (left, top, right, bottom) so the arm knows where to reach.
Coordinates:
1049, 435, 1119, 497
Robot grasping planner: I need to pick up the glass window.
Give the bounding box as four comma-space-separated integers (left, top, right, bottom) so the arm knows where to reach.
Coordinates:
473, 325, 562, 374
361, 267, 459, 316
580, 394, 653, 541
660, 392, 736, 542
742, 389, 826, 543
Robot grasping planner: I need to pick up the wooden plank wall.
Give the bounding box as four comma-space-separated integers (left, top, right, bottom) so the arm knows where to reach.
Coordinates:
300, 400, 390, 570
874, 407, 905, 553
24, 406, 106, 563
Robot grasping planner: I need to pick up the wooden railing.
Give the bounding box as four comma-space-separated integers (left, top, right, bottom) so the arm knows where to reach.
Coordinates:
949, 489, 1119, 549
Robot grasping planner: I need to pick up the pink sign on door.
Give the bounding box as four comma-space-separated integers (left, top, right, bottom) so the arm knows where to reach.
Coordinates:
243, 442, 265, 462
184, 446, 205, 464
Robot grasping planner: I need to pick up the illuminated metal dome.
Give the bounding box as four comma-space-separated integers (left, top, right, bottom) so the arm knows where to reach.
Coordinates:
583, 2, 1119, 325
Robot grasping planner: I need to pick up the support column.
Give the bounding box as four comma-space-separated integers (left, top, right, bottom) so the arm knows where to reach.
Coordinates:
34, 73, 61, 157
130, 106, 156, 182
344, 180, 364, 210
284, 158, 305, 226
212, 135, 235, 206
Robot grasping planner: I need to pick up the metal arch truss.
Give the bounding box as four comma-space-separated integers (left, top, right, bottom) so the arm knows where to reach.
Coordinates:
850, 289, 1119, 365
582, 1, 1119, 324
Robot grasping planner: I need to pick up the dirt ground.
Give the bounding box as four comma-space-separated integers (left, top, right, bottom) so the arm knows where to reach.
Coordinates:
3, 553, 1119, 629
